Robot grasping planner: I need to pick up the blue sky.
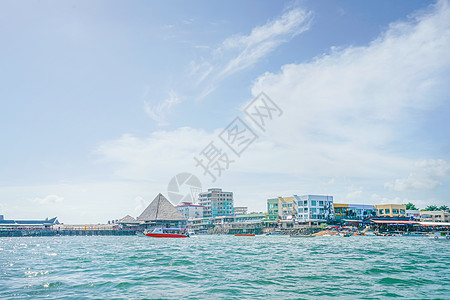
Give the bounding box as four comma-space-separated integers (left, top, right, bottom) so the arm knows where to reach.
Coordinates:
1, 0, 449, 223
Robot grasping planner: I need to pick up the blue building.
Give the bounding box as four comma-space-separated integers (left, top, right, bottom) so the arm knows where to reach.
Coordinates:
294, 195, 334, 224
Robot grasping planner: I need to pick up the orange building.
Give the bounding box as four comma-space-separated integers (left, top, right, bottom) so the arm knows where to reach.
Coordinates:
374, 204, 406, 217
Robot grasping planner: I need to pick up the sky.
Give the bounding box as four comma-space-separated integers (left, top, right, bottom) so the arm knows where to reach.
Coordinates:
1, 0, 450, 223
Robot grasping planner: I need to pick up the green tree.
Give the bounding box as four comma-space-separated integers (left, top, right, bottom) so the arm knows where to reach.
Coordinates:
438, 205, 449, 212
404, 202, 417, 210
424, 205, 438, 211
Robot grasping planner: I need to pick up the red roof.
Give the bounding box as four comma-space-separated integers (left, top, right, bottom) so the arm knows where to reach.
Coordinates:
370, 220, 418, 224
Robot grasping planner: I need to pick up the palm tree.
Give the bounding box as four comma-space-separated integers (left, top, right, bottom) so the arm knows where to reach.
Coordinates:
438, 205, 449, 212
424, 205, 439, 211
405, 202, 417, 210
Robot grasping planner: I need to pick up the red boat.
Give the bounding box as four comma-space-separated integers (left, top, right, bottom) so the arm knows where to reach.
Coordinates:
235, 234, 255, 236
144, 228, 189, 238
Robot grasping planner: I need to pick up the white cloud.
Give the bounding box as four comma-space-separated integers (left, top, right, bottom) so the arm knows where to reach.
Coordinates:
32, 194, 64, 205
96, 127, 214, 181
144, 91, 180, 126
189, 7, 312, 99
96, 1, 450, 213
244, 0, 450, 177
134, 196, 147, 215
217, 8, 312, 78
346, 189, 363, 200
146, 7, 312, 125
385, 159, 450, 191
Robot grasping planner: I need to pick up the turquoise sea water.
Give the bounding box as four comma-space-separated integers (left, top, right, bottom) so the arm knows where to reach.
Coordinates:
1, 235, 449, 299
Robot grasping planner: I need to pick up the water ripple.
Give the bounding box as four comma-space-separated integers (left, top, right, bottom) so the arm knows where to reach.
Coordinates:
0, 235, 449, 299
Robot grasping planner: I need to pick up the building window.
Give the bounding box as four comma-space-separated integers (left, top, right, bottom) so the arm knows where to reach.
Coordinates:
379, 209, 384, 214
400, 209, 405, 214
335, 208, 340, 213
311, 201, 316, 206
392, 209, 399, 214
304, 201, 307, 206
385, 209, 390, 214
319, 201, 323, 206
311, 208, 317, 213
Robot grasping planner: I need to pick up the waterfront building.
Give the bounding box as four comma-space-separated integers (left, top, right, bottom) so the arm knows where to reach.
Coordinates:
267, 198, 279, 221
334, 203, 375, 220
176, 202, 205, 220
419, 210, 450, 223
294, 195, 334, 224
137, 193, 187, 228
279, 197, 296, 220
0, 216, 59, 229
117, 215, 139, 229
406, 210, 420, 221
235, 212, 266, 223
367, 216, 419, 232
234, 206, 248, 215
374, 204, 406, 217
211, 216, 236, 226
333, 203, 348, 220
198, 188, 234, 218
266, 196, 296, 221
187, 217, 213, 233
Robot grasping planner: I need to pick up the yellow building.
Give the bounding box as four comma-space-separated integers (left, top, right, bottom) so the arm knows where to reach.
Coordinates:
374, 204, 406, 217
278, 196, 295, 220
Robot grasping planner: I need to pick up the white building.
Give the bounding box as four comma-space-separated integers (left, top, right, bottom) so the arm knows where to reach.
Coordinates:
420, 210, 450, 223
176, 202, 205, 220
294, 195, 334, 224
198, 188, 234, 218
406, 210, 420, 221
234, 206, 248, 215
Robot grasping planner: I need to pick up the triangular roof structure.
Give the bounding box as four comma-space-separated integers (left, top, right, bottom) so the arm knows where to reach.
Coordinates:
137, 193, 186, 222
118, 215, 138, 224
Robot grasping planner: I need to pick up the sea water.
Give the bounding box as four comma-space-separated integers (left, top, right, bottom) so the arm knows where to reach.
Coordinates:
0, 235, 449, 299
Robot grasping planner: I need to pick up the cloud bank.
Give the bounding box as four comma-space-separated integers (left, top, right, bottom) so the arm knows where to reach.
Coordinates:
103, 1, 450, 208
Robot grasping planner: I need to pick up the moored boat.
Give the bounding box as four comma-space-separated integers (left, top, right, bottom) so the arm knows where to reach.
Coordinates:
266, 231, 284, 236
428, 231, 450, 240
235, 233, 255, 236
144, 228, 189, 238
290, 234, 315, 238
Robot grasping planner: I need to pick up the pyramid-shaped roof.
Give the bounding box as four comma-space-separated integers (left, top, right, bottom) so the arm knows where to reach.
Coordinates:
118, 215, 138, 224
137, 193, 186, 221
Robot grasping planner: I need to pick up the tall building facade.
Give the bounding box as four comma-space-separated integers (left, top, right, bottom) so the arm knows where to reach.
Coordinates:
267, 198, 279, 221
198, 188, 234, 218
294, 195, 334, 223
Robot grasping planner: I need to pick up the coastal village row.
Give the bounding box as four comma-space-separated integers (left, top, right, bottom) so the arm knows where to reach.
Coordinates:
1, 187, 449, 236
